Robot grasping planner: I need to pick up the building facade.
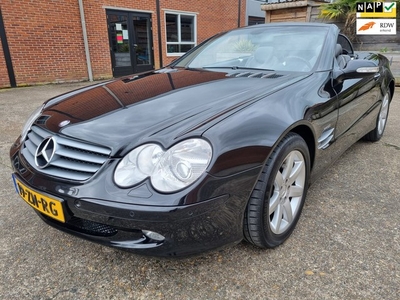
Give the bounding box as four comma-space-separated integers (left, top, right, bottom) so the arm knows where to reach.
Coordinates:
0, 0, 246, 88
246, 0, 266, 25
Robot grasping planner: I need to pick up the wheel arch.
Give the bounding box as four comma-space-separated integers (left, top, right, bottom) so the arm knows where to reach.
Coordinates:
388, 80, 395, 102
289, 124, 316, 173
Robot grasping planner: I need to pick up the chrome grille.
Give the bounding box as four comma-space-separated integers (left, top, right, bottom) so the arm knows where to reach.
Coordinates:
21, 125, 111, 181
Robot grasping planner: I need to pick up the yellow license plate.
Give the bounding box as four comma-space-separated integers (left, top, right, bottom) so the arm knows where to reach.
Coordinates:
13, 176, 65, 223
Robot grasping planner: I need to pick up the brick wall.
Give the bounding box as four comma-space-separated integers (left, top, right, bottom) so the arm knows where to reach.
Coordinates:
159, 0, 246, 66
83, 0, 246, 73
0, 0, 88, 87
0, 0, 246, 88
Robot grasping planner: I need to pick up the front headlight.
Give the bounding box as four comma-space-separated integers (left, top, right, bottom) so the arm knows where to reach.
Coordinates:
114, 139, 212, 193
20, 104, 44, 143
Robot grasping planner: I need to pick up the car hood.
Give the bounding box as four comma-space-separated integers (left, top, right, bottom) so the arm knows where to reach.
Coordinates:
40, 69, 308, 155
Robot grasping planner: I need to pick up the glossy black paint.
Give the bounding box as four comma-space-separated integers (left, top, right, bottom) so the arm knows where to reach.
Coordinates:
10, 23, 395, 256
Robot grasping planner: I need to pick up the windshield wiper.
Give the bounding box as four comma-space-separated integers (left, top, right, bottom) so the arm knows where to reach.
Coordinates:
202, 66, 275, 72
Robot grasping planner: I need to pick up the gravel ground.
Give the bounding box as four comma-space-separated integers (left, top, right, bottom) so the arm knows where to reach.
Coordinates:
0, 82, 399, 300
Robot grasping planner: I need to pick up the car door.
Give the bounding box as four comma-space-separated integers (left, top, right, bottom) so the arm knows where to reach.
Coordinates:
332, 38, 381, 153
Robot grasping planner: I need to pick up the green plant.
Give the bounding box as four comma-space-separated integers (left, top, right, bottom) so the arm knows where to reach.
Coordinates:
233, 39, 257, 52
320, 0, 400, 43
119, 43, 130, 53
319, 0, 358, 41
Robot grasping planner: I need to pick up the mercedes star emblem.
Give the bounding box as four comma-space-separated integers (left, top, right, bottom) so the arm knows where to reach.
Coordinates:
59, 120, 70, 127
35, 137, 57, 169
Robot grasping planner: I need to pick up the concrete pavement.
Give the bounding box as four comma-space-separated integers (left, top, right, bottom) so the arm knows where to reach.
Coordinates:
386, 52, 400, 83
0, 81, 399, 299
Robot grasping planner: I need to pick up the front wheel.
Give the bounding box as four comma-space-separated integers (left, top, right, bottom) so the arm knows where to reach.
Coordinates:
244, 133, 310, 248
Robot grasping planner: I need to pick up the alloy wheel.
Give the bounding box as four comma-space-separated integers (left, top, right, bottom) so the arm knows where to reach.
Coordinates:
269, 150, 306, 234
378, 92, 389, 135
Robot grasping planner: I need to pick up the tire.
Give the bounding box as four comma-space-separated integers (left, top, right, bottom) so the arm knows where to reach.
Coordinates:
364, 90, 390, 142
244, 133, 310, 248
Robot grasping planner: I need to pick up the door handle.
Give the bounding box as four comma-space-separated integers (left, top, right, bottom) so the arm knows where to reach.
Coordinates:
374, 73, 381, 80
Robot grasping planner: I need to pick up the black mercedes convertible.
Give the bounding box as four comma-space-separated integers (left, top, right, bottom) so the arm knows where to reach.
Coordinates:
10, 23, 395, 256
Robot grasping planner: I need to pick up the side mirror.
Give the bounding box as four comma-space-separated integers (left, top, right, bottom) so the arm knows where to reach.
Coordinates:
334, 59, 379, 83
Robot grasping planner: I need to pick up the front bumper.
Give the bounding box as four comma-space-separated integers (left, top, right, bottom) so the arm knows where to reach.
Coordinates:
10, 123, 265, 256
34, 191, 243, 257
10, 148, 261, 257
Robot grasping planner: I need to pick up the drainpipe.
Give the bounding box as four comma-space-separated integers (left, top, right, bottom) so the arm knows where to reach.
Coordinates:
0, 7, 16, 87
78, 0, 93, 81
156, 0, 163, 67
237, 0, 242, 27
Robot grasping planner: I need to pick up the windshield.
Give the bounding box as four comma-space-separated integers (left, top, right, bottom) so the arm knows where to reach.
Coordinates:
173, 25, 329, 72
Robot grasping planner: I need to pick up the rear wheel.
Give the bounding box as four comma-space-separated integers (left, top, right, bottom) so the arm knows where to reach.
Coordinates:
364, 90, 390, 142
244, 133, 310, 248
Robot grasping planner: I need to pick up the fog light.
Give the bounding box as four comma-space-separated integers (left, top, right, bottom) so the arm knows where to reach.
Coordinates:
142, 230, 165, 242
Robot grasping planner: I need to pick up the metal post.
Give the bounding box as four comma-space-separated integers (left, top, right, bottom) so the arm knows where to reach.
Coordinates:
78, 0, 93, 81
156, 0, 163, 68
0, 7, 16, 87
238, 0, 242, 27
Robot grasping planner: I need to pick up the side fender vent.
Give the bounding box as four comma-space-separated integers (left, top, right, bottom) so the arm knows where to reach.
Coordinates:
318, 127, 335, 149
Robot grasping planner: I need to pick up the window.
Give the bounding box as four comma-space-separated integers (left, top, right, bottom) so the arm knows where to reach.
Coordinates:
248, 16, 265, 26
337, 34, 354, 55
165, 12, 196, 55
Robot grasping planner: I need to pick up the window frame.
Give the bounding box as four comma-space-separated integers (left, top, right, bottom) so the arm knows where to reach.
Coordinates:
164, 10, 197, 57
